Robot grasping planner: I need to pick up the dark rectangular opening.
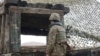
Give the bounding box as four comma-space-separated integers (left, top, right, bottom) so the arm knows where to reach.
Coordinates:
21, 13, 50, 36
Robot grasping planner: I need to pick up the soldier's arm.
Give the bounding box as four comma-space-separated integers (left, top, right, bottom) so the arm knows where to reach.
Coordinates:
46, 27, 57, 55
59, 26, 71, 50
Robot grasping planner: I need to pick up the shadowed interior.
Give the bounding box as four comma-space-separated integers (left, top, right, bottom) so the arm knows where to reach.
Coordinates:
21, 13, 50, 36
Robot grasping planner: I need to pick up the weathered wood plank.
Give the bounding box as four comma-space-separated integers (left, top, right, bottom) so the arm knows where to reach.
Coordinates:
21, 46, 100, 56
0, 15, 6, 54
3, 14, 10, 53
0, 6, 5, 15
0, 14, 10, 54
9, 9, 21, 53
4, 0, 19, 5
0, 15, 3, 54
2, 15, 7, 54
9, 6, 64, 15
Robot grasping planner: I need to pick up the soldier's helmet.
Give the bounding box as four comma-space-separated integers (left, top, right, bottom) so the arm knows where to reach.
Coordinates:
49, 13, 61, 21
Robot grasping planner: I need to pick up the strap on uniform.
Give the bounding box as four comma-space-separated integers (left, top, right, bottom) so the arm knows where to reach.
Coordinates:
50, 22, 63, 27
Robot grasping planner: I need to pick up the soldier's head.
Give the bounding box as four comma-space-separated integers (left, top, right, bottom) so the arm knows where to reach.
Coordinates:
49, 13, 61, 23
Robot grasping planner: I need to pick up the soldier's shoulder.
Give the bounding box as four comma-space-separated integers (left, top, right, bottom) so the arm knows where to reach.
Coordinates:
51, 25, 65, 31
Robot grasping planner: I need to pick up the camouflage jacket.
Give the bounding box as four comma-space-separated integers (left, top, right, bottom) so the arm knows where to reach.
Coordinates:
46, 24, 67, 56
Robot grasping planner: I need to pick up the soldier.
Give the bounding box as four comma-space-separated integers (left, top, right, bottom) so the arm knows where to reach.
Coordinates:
46, 13, 68, 56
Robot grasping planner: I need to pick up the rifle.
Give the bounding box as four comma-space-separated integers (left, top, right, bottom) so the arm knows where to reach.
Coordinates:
66, 25, 72, 38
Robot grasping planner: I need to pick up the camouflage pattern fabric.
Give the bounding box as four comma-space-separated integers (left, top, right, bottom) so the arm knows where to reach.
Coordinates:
46, 25, 67, 56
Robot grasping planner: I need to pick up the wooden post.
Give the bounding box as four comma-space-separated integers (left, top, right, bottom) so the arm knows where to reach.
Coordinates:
3, 14, 10, 53
0, 15, 4, 54
0, 15, 6, 54
0, 14, 10, 54
9, 8, 21, 53
0, 15, 1, 54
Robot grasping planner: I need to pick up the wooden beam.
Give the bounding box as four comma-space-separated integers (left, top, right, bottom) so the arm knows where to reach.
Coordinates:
9, 6, 64, 15
21, 46, 100, 56
4, 0, 19, 5
9, 9, 21, 53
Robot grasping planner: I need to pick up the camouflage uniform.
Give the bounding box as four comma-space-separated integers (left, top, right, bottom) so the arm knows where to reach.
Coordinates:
46, 13, 67, 56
